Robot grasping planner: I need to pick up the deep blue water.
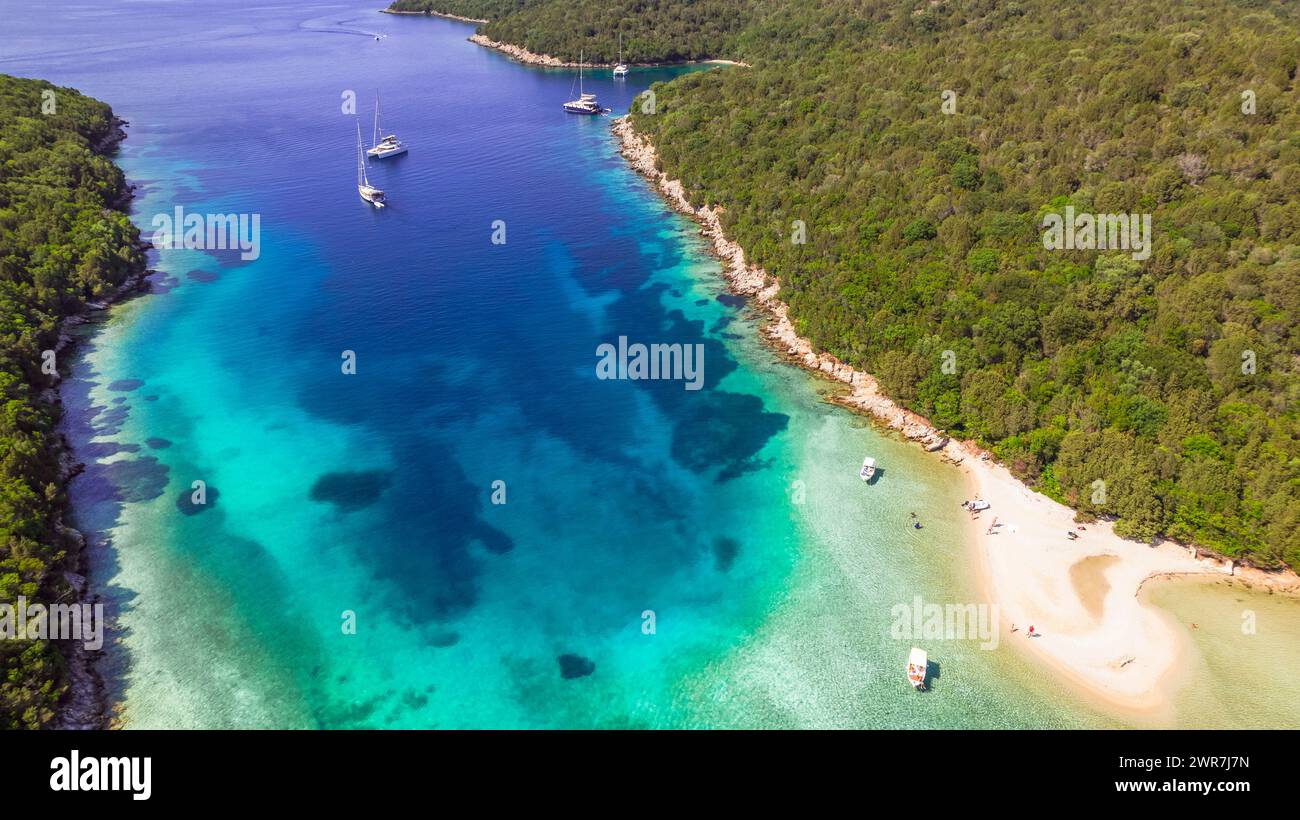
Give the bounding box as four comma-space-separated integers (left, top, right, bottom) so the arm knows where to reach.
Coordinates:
5, 1, 1120, 728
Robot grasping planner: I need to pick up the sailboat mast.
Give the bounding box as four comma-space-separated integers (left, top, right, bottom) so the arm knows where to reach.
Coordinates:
356, 121, 364, 187
373, 97, 380, 148
579, 49, 583, 95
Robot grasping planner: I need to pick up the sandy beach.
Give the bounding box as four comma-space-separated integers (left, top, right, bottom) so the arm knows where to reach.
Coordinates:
957, 450, 1226, 720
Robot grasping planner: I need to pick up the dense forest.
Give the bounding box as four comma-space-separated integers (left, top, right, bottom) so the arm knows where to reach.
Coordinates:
389, 0, 535, 23
0, 74, 144, 728
401, 0, 1299, 570
389, 0, 754, 63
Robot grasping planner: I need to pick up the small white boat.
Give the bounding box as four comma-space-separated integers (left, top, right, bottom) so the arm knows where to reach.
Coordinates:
356, 121, 385, 208
366, 96, 407, 159
613, 32, 629, 78
907, 647, 927, 690
969, 499, 990, 512
859, 456, 876, 482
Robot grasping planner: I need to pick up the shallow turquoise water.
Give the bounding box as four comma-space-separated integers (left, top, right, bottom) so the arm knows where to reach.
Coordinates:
9, 1, 1131, 728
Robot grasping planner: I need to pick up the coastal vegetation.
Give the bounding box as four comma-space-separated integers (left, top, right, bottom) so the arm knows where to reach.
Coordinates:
389, 0, 536, 23
407, 0, 1300, 569
389, 0, 753, 63
0, 74, 144, 727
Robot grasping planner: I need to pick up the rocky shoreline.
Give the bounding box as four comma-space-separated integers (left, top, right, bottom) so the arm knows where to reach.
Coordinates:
612, 115, 953, 451
468, 33, 750, 69
50, 117, 153, 729
469, 34, 581, 67
611, 114, 1300, 590
381, 8, 488, 24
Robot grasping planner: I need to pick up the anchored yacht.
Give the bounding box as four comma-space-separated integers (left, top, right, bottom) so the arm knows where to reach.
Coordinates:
613, 32, 629, 78
366, 96, 407, 159
563, 51, 609, 115
356, 121, 385, 208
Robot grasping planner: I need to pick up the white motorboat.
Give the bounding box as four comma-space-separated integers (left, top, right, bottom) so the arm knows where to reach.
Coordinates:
907, 647, 928, 690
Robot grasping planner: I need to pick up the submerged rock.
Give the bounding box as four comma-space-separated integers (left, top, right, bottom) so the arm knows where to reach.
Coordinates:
557, 653, 595, 680
176, 484, 219, 515
106, 457, 168, 503
429, 630, 460, 648
713, 536, 741, 572
309, 470, 393, 512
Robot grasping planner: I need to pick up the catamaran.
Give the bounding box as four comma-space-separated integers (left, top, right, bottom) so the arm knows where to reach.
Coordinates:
613, 32, 629, 78
366, 96, 407, 159
356, 121, 385, 208
907, 647, 928, 691
563, 51, 608, 115
859, 456, 877, 482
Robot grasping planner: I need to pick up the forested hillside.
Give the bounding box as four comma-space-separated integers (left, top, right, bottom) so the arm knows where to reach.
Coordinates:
404, 0, 1299, 569
388, 0, 539, 24
0, 75, 144, 727
389, 0, 754, 63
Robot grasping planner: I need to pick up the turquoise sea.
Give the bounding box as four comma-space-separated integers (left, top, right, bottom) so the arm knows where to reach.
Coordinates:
8, 1, 1296, 729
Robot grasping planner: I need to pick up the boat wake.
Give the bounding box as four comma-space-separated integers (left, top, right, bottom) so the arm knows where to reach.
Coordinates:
0, 28, 255, 65
299, 15, 387, 40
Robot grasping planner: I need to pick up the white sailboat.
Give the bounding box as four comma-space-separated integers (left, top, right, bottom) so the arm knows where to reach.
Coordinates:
366, 95, 407, 159
613, 32, 629, 78
356, 121, 385, 208
563, 51, 607, 115
907, 647, 928, 691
